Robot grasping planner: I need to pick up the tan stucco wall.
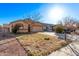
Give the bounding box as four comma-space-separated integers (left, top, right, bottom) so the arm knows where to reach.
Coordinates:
9, 20, 44, 33
32, 26, 43, 32
17, 29, 28, 33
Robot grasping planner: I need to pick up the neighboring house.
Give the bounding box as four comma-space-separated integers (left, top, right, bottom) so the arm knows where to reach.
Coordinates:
2, 24, 10, 33
0, 25, 9, 33
43, 23, 53, 32
0, 25, 3, 33
7, 18, 54, 33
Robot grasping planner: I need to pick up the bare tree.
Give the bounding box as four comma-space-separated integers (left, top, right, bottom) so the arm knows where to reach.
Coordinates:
58, 16, 78, 32
23, 12, 43, 22
62, 16, 76, 25
58, 16, 77, 26
59, 16, 78, 29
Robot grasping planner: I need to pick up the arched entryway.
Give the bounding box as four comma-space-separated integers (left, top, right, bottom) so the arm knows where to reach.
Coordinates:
9, 22, 25, 33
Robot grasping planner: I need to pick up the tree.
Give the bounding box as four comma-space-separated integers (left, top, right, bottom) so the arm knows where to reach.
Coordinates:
23, 12, 43, 22
58, 16, 77, 26
58, 16, 78, 31
62, 16, 76, 25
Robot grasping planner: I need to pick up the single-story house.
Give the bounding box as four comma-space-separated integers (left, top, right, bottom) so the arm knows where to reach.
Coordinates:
5, 18, 53, 33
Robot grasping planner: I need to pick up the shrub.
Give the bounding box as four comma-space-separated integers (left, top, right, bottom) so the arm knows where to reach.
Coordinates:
54, 25, 64, 33
12, 24, 20, 34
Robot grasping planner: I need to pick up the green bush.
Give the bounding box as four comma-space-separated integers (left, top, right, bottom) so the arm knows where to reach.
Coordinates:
12, 24, 20, 34
54, 25, 64, 33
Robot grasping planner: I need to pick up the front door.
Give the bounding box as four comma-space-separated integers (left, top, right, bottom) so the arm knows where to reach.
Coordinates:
28, 24, 31, 33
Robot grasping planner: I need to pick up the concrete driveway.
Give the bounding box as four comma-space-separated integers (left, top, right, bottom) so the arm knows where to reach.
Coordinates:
0, 33, 27, 56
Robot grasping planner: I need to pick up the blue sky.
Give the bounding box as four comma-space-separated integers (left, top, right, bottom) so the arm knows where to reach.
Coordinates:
0, 3, 79, 25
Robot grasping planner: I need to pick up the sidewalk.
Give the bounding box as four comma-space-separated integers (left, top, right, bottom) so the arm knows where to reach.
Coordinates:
49, 41, 79, 56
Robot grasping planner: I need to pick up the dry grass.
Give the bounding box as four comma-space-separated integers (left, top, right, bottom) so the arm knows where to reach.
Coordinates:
17, 33, 70, 56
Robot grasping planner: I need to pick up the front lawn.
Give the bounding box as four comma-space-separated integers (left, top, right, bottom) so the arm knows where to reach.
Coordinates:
16, 33, 71, 56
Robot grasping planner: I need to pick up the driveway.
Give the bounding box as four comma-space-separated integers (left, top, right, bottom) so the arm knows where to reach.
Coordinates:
0, 33, 27, 56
